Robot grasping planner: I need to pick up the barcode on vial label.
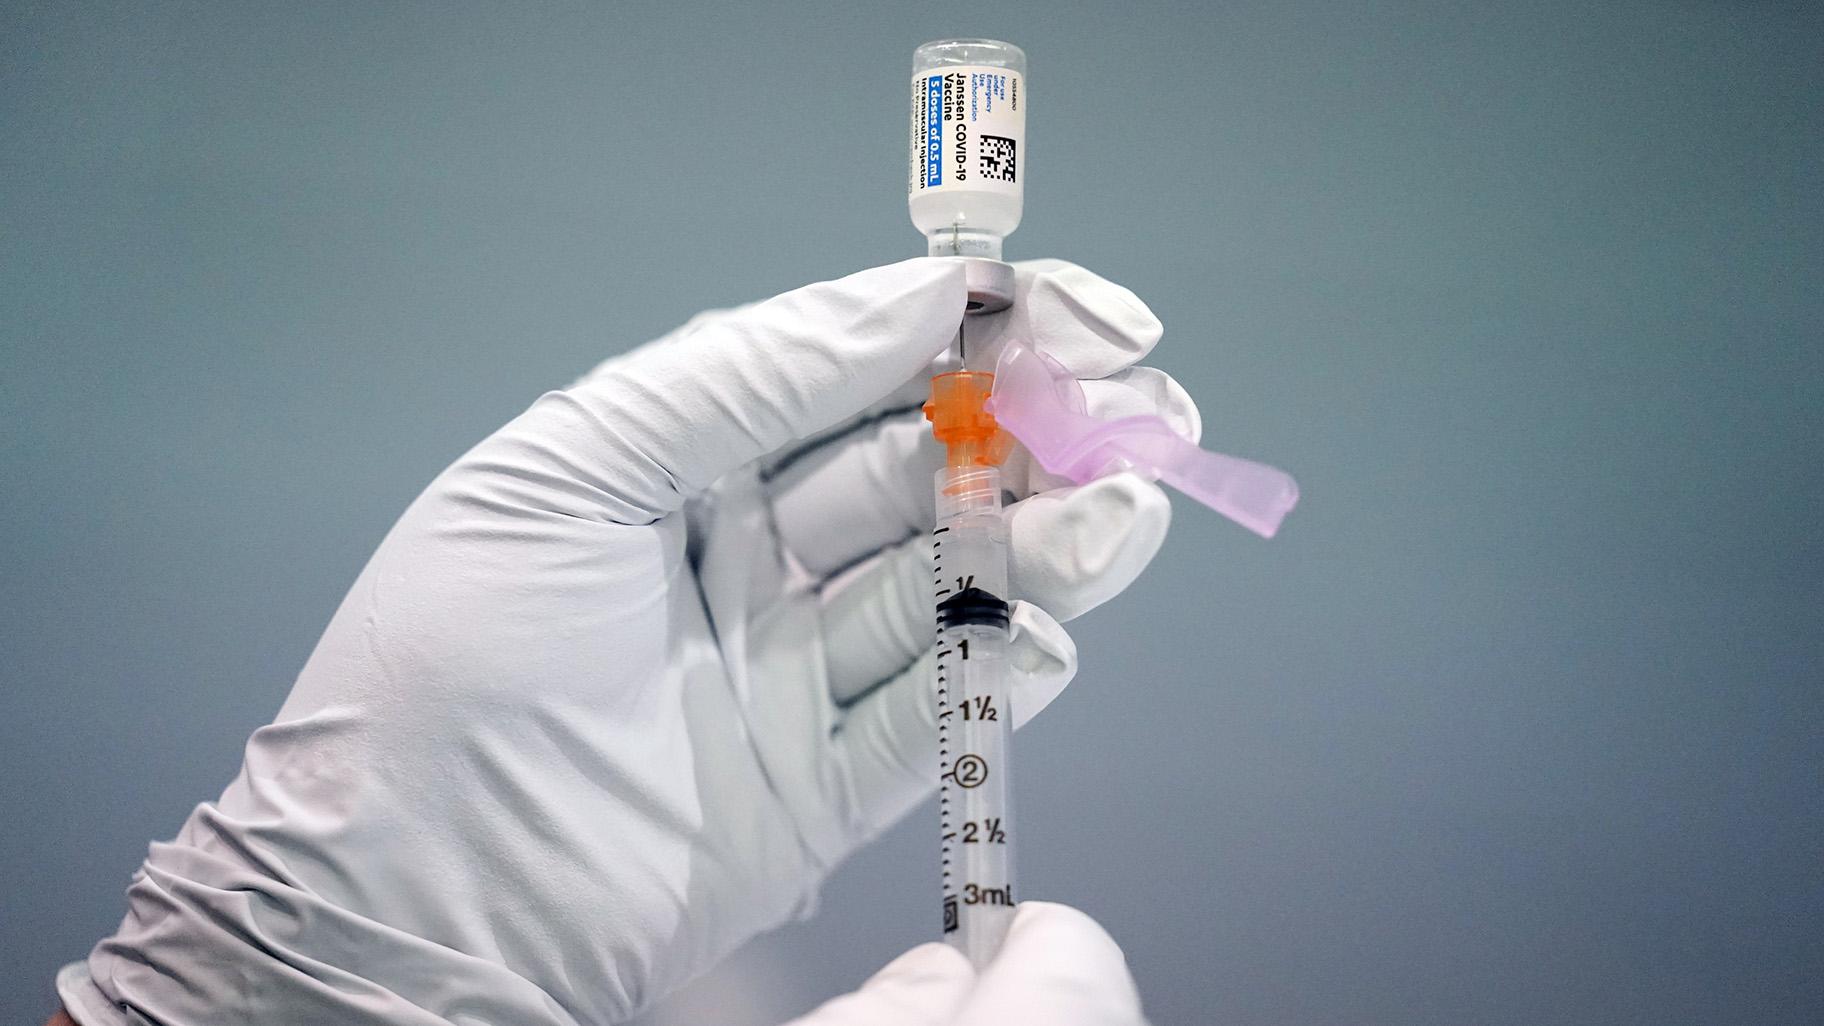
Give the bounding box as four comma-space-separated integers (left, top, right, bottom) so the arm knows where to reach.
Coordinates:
979, 135, 1016, 183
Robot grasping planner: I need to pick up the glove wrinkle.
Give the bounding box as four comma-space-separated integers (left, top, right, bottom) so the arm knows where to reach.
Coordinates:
470, 390, 686, 527
72, 806, 574, 1026
761, 401, 926, 484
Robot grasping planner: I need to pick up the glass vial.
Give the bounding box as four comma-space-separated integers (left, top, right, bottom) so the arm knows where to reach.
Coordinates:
909, 39, 1026, 260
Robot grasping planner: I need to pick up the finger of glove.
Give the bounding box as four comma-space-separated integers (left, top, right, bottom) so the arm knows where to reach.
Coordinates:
783, 942, 973, 1026
572, 297, 941, 441
774, 369, 1192, 579
773, 416, 940, 578
1007, 473, 1172, 623
833, 602, 1074, 846
963, 259, 1164, 380
537, 258, 966, 523
572, 298, 939, 477
1000, 366, 1203, 497
953, 902, 1146, 1026
760, 373, 932, 481
819, 474, 1168, 705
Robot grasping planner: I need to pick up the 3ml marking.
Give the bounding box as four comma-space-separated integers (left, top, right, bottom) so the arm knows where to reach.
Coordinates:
964, 883, 1014, 906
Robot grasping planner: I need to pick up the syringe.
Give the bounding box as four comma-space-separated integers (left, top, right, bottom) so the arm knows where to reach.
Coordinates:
924, 360, 1017, 967
903, 34, 1299, 971
909, 36, 1027, 967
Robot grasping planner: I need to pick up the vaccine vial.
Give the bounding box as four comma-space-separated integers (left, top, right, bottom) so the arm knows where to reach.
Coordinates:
909, 39, 1026, 261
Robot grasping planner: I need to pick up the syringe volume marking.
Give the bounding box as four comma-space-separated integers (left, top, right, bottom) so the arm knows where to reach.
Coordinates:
960, 696, 997, 720
960, 818, 1006, 843
963, 884, 1014, 906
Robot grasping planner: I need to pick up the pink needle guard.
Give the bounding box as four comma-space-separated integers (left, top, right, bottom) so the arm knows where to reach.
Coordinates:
986, 341, 1301, 538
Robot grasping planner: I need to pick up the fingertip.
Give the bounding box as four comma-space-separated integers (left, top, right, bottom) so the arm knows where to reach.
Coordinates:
1009, 602, 1077, 672
893, 256, 971, 306
1101, 473, 1173, 566
1008, 473, 1172, 622
803, 258, 968, 380
856, 256, 971, 347
1007, 602, 1076, 729
1009, 259, 1163, 378
1158, 370, 1202, 445
1080, 367, 1203, 446
887, 254, 972, 287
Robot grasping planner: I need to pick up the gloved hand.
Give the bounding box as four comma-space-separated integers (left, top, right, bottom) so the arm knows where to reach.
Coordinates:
58, 258, 1199, 1026
786, 902, 1146, 1026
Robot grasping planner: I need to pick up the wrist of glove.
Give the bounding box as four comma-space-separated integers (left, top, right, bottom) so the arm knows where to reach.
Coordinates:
61, 258, 1197, 1026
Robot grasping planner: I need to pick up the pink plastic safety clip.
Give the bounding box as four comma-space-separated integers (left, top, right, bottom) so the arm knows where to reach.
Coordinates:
986, 341, 1300, 538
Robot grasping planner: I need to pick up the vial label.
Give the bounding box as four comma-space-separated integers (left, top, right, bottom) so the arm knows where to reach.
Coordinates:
909, 66, 1024, 197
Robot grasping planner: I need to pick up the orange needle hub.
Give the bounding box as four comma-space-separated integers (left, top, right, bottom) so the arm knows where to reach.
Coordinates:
924, 371, 1013, 470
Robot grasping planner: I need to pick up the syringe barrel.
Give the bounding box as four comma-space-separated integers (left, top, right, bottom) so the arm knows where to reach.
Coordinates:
933, 465, 1015, 966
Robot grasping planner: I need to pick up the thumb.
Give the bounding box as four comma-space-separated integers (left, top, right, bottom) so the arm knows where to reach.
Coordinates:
784, 941, 974, 1026
517, 258, 967, 524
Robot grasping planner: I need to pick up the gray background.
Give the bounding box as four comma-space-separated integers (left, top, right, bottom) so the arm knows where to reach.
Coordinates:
3, 2, 1819, 1023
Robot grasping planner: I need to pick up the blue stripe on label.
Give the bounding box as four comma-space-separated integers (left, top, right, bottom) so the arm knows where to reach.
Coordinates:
925, 75, 942, 187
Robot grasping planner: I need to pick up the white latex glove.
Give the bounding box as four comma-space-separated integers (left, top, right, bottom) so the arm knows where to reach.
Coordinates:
58, 258, 1198, 1026
786, 902, 1146, 1026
